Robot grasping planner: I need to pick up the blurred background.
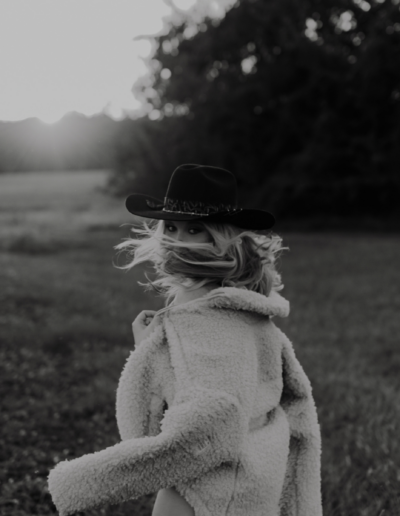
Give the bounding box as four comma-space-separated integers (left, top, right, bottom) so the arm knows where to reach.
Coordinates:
1, 0, 399, 515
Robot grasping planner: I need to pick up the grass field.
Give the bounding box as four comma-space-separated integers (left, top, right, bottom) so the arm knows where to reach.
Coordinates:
1, 171, 399, 516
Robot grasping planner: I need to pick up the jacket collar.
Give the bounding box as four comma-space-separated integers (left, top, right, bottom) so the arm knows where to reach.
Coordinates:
157, 287, 289, 319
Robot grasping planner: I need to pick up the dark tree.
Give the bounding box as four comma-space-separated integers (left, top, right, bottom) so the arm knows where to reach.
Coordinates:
112, 0, 400, 224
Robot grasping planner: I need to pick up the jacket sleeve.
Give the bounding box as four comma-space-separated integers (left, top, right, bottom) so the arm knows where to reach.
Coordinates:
278, 329, 322, 516
48, 311, 249, 516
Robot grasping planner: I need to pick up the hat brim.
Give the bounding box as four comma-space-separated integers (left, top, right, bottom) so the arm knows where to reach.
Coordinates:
125, 194, 275, 230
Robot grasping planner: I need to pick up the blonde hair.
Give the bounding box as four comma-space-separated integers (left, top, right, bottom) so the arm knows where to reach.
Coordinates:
115, 220, 285, 301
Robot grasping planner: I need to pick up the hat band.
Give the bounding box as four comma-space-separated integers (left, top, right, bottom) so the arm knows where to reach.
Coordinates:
162, 197, 239, 217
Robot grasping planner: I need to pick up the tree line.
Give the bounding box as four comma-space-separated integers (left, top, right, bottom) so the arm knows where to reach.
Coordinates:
0, 113, 119, 172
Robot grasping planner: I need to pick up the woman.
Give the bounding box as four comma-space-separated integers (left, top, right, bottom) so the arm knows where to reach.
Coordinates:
48, 164, 322, 516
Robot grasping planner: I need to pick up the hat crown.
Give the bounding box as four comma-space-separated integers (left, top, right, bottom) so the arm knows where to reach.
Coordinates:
166, 164, 238, 207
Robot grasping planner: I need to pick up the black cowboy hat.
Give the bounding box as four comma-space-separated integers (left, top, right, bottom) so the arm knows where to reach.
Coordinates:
125, 164, 275, 230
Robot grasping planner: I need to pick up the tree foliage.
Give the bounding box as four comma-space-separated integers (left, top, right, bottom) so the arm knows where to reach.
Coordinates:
112, 0, 400, 222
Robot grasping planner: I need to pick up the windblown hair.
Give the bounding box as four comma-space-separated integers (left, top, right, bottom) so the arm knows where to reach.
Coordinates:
115, 220, 285, 301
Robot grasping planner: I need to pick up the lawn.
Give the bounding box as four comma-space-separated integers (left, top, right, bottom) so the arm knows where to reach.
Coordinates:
1, 171, 399, 515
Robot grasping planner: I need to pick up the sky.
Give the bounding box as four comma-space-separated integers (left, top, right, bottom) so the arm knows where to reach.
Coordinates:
0, 0, 229, 124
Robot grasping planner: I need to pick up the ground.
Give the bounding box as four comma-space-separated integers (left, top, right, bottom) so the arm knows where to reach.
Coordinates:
0, 170, 399, 515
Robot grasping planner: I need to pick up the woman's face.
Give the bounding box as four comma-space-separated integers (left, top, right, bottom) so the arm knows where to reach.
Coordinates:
164, 220, 212, 244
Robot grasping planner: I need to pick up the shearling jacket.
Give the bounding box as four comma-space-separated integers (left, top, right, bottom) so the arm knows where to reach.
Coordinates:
48, 287, 322, 516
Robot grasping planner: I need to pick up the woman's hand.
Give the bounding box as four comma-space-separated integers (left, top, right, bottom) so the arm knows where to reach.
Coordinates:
132, 310, 158, 344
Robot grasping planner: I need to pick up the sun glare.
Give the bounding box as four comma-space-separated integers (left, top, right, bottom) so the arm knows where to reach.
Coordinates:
0, 0, 235, 123
0, 0, 167, 123
39, 114, 65, 126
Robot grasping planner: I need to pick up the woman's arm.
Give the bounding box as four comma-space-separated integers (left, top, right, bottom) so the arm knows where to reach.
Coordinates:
48, 307, 252, 516
48, 386, 246, 516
